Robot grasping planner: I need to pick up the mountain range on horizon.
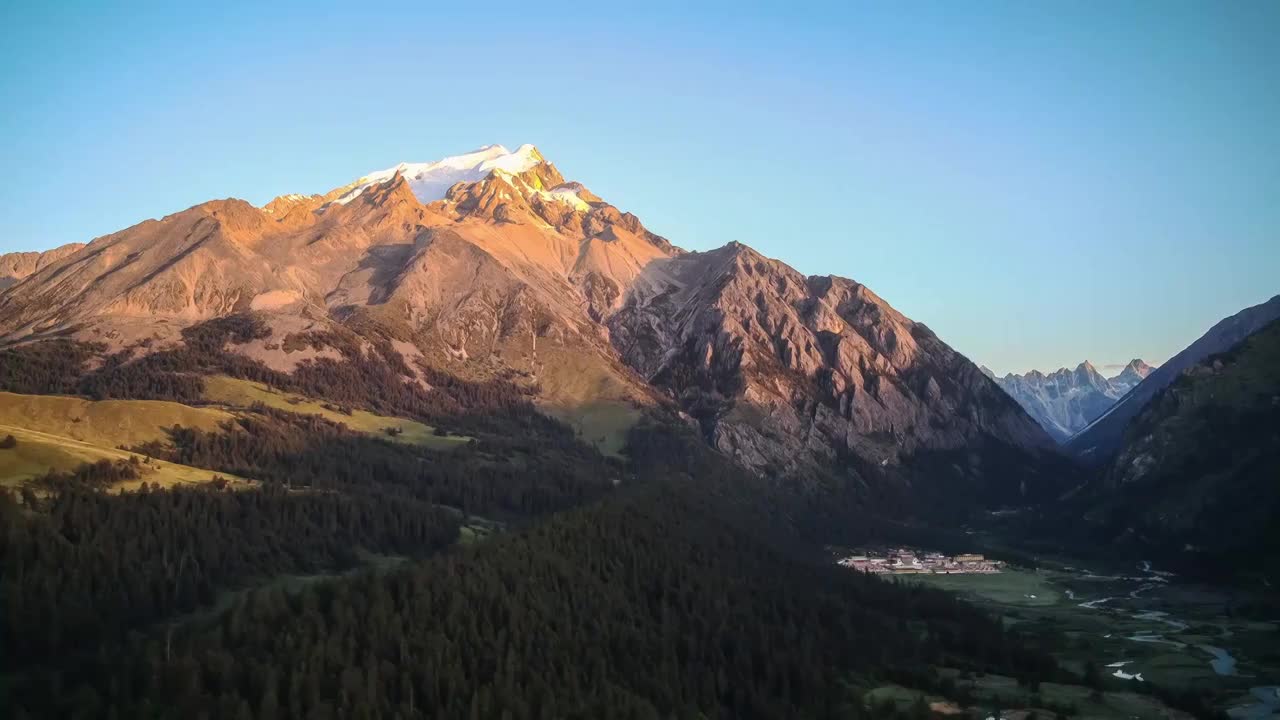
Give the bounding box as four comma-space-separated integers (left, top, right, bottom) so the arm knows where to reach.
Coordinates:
982, 358, 1155, 442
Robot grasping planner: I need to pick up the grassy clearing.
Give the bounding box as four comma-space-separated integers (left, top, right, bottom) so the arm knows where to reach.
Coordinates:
0, 391, 232, 448
1037, 681, 1186, 719
0, 391, 247, 489
863, 684, 931, 710
175, 550, 409, 627
1141, 651, 1216, 686
862, 684, 965, 715
926, 669, 1192, 719
439, 504, 505, 546
538, 399, 642, 458
457, 519, 502, 545
528, 346, 646, 458
910, 568, 1063, 607
0, 423, 246, 490
201, 376, 470, 450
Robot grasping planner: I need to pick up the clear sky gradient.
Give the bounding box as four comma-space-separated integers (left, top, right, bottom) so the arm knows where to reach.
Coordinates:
2, 1, 1276, 374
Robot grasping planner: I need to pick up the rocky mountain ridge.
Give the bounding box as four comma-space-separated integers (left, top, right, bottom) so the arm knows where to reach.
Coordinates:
610, 242, 1050, 476
0, 242, 86, 289
0, 144, 1054, 495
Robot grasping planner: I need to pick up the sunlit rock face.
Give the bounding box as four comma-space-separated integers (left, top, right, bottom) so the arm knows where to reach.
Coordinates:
0, 143, 1051, 487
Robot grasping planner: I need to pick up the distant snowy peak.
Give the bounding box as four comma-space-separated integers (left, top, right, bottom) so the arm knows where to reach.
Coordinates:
1130, 358, 1154, 374
336, 144, 547, 206
992, 358, 1154, 442
1108, 358, 1155, 394
1115, 358, 1155, 379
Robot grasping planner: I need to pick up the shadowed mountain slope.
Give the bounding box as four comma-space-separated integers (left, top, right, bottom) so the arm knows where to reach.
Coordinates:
1071, 318, 1280, 584
1067, 294, 1280, 463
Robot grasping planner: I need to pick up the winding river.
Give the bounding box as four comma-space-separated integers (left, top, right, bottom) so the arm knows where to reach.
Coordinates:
1074, 561, 1258, 687
1228, 686, 1280, 720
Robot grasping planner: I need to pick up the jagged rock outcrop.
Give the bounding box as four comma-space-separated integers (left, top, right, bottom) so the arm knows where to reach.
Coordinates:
992, 359, 1154, 442
0, 243, 86, 289
608, 242, 1052, 476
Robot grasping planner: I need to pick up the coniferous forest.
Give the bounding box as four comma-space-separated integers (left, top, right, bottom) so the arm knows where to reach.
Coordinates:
3, 435, 1067, 719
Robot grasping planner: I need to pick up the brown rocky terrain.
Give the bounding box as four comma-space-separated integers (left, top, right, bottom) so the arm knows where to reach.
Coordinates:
0, 144, 1053, 493
0, 242, 86, 289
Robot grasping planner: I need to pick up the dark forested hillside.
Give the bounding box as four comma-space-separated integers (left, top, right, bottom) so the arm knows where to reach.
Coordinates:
1001, 319, 1280, 587
1077, 319, 1280, 583
132, 406, 619, 518
1, 481, 460, 665
1066, 294, 1280, 463
4, 454, 1065, 719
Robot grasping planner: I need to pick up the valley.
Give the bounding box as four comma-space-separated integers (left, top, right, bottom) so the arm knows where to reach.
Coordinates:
908, 557, 1280, 718
200, 375, 473, 450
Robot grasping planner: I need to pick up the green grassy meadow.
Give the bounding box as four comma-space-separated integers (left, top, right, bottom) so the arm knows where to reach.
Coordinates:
202, 376, 471, 450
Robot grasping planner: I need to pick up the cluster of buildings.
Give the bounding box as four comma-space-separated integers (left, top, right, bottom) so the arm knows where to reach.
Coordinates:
837, 547, 1003, 575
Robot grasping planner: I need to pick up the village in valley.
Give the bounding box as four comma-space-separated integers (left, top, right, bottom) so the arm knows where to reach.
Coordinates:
836, 548, 1003, 575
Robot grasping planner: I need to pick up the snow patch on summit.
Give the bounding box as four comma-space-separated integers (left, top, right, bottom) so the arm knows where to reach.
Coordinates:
496, 171, 592, 212
337, 144, 544, 206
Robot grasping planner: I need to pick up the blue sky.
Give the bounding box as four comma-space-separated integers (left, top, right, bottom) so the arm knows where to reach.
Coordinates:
1, 1, 1276, 374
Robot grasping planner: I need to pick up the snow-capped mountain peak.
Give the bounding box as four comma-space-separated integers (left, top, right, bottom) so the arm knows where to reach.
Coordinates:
992, 358, 1156, 442
1116, 358, 1154, 379
336, 144, 546, 206
1108, 358, 1155, 394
